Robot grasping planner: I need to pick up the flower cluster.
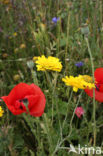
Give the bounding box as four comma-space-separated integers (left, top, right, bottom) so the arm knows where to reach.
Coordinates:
1, 51, 103, 119
62, 75, 95, 92
34, 55, 62, 72
75, 61, 84, 67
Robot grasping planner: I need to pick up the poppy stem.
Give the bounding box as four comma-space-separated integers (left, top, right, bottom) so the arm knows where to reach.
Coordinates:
85, 37, 96, 147
31, 69, 39, 85
43, 114, 54, 153
52, 72, 62, 139
65, 12, 71, 75
52, 91, 83, 155
62, 90, 73, 129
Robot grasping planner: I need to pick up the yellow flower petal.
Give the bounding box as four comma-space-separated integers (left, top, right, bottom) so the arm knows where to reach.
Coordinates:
35, 55, 62, 72
0, 106, 4, 117
62, 75, 95, 92
73, 87, 78, 92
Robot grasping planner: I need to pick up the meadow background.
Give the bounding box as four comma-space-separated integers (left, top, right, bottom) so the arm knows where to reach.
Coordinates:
0, 0, 103, 155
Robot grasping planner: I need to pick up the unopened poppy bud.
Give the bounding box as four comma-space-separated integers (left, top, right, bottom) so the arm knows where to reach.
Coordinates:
27, 60, 34, 69
81, 24, 90, 36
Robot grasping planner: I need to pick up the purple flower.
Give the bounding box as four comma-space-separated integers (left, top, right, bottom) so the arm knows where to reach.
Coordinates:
75, 61, 84, 67
52, 17, 59, 24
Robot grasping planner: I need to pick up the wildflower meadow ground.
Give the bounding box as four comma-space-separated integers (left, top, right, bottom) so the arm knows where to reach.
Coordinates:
0, 0, 103, 156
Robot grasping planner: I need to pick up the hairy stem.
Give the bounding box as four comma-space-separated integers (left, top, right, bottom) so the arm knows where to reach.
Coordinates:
85, 37, 96, 147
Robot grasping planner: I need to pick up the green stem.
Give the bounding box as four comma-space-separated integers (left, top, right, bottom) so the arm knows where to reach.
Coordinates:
31, 69, 38, 85
62, 90, 73, 129
56, 19, 61, 55
43, 114, 54, 153
45, 71, 52, 88
51, 72, 57, 124
65, 12, 70, 74
45, 71, 55, 123
53, 91, 83, 155
52, 72, 62, 139
85, 37, 96, 147
23, 114, 36, 135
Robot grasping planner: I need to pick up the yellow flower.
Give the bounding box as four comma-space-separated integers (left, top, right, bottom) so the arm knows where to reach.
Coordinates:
82, 75, 93, 83
0, 106, 4, 117
33, 56, 38, 62
20, 44, 26, 49
62, 75, 95, 92
13, 32, 17, 37
35, 55, 62, 72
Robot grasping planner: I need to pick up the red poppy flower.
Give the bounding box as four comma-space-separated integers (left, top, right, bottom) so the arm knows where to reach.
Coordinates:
1, 83, 46, 117
85, 68, 103, 102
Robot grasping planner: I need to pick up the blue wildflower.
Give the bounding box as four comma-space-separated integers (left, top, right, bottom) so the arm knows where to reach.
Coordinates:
75, 61, 84, 67
52, 17, 59, 24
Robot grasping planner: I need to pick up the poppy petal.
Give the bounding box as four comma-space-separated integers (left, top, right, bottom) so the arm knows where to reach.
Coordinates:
7, 103, 26, 115
1, 96, 26, 115
85, 88, 103, 102
1, 96, 8, 105
7, 83, 35, 105
30, 84, 44, 95
94, 68, 103, 84
27, 94, 46, 117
